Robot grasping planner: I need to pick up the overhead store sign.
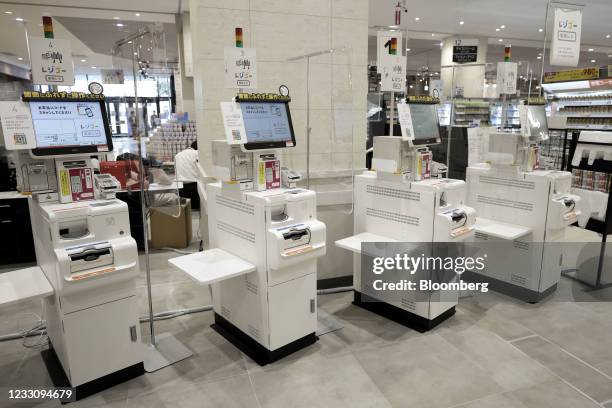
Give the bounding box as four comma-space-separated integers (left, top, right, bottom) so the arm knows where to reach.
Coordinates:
29, 37, 75, 86
550, 7, 582, 67
452, 39, 478, 63
543, 67, 598, 83
224, 47, 258, 90
377, 31, 402, 74
496, 62, 518, 95
380, 56, 406, 92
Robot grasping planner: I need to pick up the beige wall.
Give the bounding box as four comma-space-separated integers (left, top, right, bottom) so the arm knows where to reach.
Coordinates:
188, 0, 368, 175
440, 36, 489, 99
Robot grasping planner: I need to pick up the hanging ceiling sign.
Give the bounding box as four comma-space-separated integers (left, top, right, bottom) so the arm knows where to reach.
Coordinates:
101, 69, 125, 84
496, 62, 518, 95
452, 39, 478, 63
380, 56, 406, 92
550, 7, 582, 67
224, 47, 258, 90
377, 30, 403, 74
29, 37, 75, 86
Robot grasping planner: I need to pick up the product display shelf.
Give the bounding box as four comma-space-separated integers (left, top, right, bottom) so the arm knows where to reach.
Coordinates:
452, 99, 491, 126
554, 93, 612, 131
562, 131, 612, 290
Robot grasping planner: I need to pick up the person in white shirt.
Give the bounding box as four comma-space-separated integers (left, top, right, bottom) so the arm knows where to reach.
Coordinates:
175, 141, 200, 181
175, 141, 201, 209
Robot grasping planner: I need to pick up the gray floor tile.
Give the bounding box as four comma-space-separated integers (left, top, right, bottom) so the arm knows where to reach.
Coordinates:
510, 379, 600, 408
454, 300, 535, 341
126, 374, 258, 408
452, 393, 527, 408
249, 352, 390, 408
594, 359, 612, 377
353, 333, 504, 408
513, 335, 612, 403
438, 327, 554, 391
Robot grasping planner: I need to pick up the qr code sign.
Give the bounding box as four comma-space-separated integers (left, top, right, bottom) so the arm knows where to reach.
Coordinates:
231, 129, 241, 141
13, 133, 27, 145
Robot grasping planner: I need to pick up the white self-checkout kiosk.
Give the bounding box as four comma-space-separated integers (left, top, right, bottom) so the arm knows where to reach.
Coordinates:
335, 97, 476, 331
169, 92, 326, 365
463, 102, 582, 302
1, 93, 142, 400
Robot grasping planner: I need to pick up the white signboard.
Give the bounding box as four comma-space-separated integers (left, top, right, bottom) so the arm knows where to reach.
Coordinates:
101, 69, 125, 84
377, 31, 402, 74
550, 7, 582, 67
380, 56, 406, 92
496, 62, 518, 95
396, 102, 415, 141
0, 101, 36, 150
429, 79, 443, 100
220, 102, 247, 145
224, 47, 258, 90
29, 37, 75, 86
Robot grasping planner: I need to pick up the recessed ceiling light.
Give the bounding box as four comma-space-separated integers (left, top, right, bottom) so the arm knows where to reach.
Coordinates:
128, 40, 132, 44
498, 38, 503, 42
80, 59, 86, 62
495, 28, 500, 32
537, 56, 542, 59
415, 17, 420, 21
591, 59, 596, 63
606, 34, 611, 38
4, 11, 12, 14
406, 48, 411, 51
409, 85, 414, 88
15, 17, 23, 22
609, 54, 612, 58
588, 48, 594, 51
133, 52, 138, 55
439, 42, 443, 46
431, 33, 435, 36
113, 16, 120, 20
538, 28, 544, 32
17, 57, 23, 61
459, 21, 465, 25
434, 72, 439, 75
500, 25, 505, 29
135, 13, 141, 16
91, 66, 97, 69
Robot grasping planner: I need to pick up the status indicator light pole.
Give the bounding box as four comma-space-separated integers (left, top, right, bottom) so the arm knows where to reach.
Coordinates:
504, 45, 511, 61
43, 16, 54, 39
235, 27, 243, 48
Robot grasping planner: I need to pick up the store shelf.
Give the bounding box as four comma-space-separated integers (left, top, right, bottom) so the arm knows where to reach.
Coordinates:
557, 99, 612, 107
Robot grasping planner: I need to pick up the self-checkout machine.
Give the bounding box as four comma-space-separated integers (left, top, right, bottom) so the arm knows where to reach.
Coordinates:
335, 96, 476, 331
463, 99, 582, 302
0, 90, 144, 400
169, 91, 327, 365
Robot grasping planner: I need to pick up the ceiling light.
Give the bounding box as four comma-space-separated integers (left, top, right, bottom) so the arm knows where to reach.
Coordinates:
15, 17, 23, 22
609, 54, 612, 58
113, 16, 120, 20
133, 52, 138, 55
439, 42, 443, 46
128, 40, 132, 44
406, 48, 411, 51
80, 59, 86, 62
500, 25, 505, 29
116, 23, 124, 27
537, 56, 542, 59
431, 33, 435, 36
435, 72, 439, 75
409, 85, 414, 88
606, 34, 611, 39
495, 28, 500, 32
91, 66, 97, 69
591, 59, 596, 63
135, 13, 141, 16
415, 17, 420, 21
17, 57, 23, 61
4, 11, 12, 14
538, 28, 544, 32
459, 21, 465, 25
498, 38, 503, 42
588, 48, 594, 51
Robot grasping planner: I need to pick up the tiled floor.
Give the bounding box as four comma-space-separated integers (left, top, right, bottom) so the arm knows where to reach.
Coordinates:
2, 222, 612, 407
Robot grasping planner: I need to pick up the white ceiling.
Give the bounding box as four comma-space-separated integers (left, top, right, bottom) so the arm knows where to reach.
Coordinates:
0, 0, 183, 14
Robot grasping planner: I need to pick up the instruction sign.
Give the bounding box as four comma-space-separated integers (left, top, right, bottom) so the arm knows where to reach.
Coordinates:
496, 62, 518, 95
0, 101, 36, 150
550, 7, 582, 67
380, 56, 406, 92
224, 47, 258, 90
101, 69, 125, 84
29, 37, 75, 86
220, 102, 247, 145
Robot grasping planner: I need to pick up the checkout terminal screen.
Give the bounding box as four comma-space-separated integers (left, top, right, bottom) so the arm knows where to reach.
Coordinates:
525, 105, 548, 141
30, 101, 108, 149
409, 104, 440, 144
240, 102, 294, 144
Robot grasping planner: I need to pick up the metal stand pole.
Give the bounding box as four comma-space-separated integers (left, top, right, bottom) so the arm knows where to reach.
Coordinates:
306, 57, 311, 189
389, 91, 395, 137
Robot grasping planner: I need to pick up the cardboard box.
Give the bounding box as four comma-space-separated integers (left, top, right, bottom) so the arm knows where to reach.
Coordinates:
150, 198, 192, 249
